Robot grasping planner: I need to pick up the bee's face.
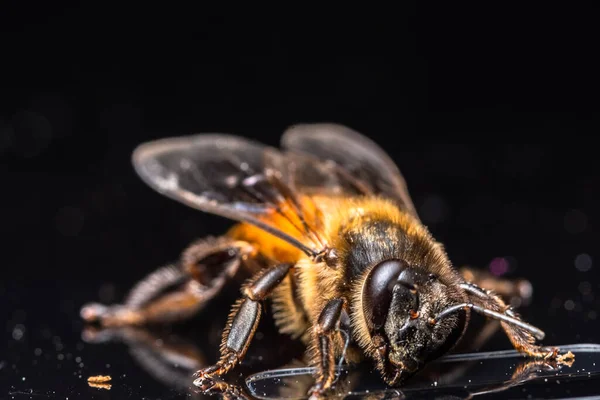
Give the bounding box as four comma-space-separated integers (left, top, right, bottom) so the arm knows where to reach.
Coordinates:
361, 259, 467, 386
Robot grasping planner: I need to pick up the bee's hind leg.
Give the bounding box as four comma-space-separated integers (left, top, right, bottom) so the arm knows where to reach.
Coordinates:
80, 237, 256, 327
80, 263, 185, 326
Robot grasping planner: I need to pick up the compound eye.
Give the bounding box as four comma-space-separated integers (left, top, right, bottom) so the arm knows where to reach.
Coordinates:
363, 259, 408, 331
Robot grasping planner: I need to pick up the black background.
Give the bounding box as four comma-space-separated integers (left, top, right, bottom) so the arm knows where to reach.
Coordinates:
1, 3, 599, 399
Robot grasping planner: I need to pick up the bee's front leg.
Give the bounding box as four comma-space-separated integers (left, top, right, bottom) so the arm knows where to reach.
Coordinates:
461, 282, 575, 363
193, 263, 293, 394
308, 298, 345, 400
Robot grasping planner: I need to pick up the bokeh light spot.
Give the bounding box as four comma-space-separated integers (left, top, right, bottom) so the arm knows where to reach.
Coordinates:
489, 257, 509, 276
574, 253, 592, 272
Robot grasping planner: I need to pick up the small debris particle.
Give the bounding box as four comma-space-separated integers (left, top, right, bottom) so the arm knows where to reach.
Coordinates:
87, 375, 112, 390
88, 382, 112, 390
88, 375, 111, 383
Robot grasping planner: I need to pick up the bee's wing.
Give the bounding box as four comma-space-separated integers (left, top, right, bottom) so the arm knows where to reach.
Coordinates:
132, 134, 326, 257
281, 123, 419, 219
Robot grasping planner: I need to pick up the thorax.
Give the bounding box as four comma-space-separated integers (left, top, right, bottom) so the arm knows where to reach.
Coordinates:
226, 194, 426, 321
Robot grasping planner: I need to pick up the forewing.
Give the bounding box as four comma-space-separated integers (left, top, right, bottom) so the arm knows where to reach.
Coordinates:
132, 134, 324, 257
281, 123, 419, 219
265, 150, 373, 197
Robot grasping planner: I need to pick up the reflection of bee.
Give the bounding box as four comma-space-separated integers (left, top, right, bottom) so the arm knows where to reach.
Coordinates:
80, 124, 571, 398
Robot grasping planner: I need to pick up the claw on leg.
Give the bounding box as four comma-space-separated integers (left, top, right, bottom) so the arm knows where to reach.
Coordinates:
556, 350, 576, 365
193, 369, 220, 392
80, 303, 143, 326
192, 367, 251, 399
308, 384, 324, 400
80, 303, 108, 323
535, 346, 575, 365
192, 357, 236, 390
515, 344, 575, 366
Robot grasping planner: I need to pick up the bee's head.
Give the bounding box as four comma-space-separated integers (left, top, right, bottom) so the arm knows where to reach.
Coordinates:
359, 259, 468, 386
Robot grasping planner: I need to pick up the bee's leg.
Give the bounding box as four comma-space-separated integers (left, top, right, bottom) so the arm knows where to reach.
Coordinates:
461, 283, 574, 363
80, 264, 187, 326
458, 266, 534, 352
193, 263, 293, 393
308, 298, 345, 399
81, 237, 256, 327
459, 266, 533, 306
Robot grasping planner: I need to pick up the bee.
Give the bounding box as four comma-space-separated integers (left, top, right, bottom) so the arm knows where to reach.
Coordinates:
80, 124, 571, 398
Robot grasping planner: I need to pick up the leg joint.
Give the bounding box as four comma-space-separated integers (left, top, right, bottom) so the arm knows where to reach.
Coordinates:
316, 298, 345, 334
243, 263, 292, 301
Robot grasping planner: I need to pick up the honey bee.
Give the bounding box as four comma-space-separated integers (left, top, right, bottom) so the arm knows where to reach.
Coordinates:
80, 124, 572, 398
